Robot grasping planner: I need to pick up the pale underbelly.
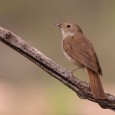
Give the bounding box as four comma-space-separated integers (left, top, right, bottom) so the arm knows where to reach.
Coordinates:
62, 46, 81, 67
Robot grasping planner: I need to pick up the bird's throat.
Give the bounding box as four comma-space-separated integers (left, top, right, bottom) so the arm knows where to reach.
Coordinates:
61, 29, 75, 38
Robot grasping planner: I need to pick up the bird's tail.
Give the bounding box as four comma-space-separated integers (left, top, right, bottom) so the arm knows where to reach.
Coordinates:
86, 68, 105, 99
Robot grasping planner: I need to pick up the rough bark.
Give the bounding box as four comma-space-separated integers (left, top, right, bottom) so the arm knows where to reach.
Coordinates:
0, 26, 115, 111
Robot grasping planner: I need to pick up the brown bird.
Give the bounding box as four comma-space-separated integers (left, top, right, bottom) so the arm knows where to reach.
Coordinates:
56, 22, 105, 99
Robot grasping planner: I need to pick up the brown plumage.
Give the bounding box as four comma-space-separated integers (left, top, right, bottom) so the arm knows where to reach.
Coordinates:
56, 22, 105, 99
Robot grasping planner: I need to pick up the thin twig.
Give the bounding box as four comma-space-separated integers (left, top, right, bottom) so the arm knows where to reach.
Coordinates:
0, 26, 115, 111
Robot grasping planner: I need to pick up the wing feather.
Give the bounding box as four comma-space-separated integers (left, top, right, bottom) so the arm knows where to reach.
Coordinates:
63, 35, 102, 75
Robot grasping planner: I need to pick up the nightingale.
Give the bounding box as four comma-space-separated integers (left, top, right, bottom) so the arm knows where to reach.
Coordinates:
56, 22, 105, 99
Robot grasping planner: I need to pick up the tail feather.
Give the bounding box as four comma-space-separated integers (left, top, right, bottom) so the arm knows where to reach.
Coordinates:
86, 68, 105, 99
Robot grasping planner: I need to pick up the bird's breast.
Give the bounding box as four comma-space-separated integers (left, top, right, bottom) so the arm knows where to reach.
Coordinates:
61, 40, 81, 67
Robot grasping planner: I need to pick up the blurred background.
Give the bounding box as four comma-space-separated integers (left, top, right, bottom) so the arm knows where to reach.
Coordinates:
0, 0, 115, 115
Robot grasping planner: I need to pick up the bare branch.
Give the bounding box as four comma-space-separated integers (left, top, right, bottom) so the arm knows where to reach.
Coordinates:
0, 26, 115, 111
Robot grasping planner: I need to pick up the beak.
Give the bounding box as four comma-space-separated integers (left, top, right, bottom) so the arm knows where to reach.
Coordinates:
54, 23, 62, 28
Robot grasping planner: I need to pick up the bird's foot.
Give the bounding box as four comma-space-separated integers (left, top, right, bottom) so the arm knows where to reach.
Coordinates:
70, 66, 82, 74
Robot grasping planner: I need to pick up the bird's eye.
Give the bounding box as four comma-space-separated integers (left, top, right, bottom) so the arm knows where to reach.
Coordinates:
67, 25, 71, 28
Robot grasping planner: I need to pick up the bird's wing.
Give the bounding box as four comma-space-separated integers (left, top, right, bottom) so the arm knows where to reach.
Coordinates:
63, 35, 102, 75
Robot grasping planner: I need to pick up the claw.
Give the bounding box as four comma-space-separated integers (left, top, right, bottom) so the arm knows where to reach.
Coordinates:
70, 66, 82, 74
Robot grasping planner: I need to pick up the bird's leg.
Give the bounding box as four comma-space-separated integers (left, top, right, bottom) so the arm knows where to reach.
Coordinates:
70, 65, 82, 74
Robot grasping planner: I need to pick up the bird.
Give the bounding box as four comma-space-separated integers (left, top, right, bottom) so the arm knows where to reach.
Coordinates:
56, 22, 105, 99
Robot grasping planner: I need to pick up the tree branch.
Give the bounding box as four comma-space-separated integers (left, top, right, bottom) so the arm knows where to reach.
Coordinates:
0, 26, 115, 111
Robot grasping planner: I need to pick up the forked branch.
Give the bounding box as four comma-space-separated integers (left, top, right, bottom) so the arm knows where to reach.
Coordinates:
0, 26, 115, 111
